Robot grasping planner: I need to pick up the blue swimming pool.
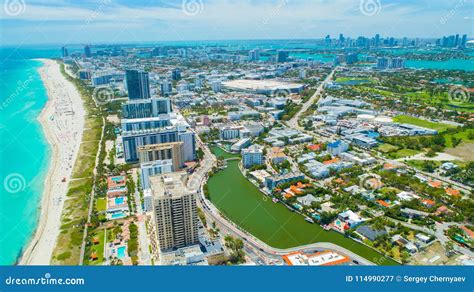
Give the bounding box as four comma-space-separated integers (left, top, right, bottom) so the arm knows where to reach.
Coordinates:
117, 246, 126, 259
115, 197, 125, 205
111, 212, 125, 219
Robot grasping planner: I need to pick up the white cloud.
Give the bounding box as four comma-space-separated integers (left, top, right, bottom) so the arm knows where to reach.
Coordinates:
1, 0, 472, 44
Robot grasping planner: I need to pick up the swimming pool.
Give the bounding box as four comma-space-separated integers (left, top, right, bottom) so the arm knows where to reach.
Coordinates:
115, 197, 125, 205
111, 212, 125, 219
117, 246, 126, 259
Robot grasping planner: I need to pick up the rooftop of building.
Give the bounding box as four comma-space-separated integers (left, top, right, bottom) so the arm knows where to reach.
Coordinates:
107, 174, 126, 189
149, 171, 193, 199
222, 79, 303, 92
137, 141, 184, 152
282, 250, 350, 266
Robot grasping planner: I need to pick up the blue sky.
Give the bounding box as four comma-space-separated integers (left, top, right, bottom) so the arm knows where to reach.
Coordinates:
0, 0, 472, 45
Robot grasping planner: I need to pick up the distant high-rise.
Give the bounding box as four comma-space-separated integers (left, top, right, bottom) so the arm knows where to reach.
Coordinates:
374, 34, 380, 47
438, 34, 467, 47
388, 37, 395, 47
345, 53, 358, 65
461, 34, 467, 47
377, 57, 405, 69
389, 57, 405, 69
84, 45, 92, 57
376, 57, 389, 69
277, 50, 289, 62
402, 37, 408, 47
150, 172, 198, 251
171, 68, 181, 81
61, 46, 68, 57
125, 70, 151, 100
160, 80, 173, 96
324, 35, 331, 46
249, 49, 260, 61
211, 80, 222, 93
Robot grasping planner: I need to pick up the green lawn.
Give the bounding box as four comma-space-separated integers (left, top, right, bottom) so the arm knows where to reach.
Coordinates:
377, 143, 399, 153
378, 187, 400, 195
388, 148, 420, 159
393, 115, 455, 132
444, 128, 474, 148
405, 91, 474, 113
95, 198, 106, 212
406, 160, 442, 172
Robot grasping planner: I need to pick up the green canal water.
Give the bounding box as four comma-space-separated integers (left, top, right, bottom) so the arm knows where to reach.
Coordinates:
206, 156, 399, 265
209, 146, 239, 159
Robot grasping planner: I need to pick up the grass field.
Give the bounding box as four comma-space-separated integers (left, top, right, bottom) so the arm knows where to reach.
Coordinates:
95, 197, 106, 212
377, 143, 399, 153
393, 115, 455, 132
405, 90, 474, 113
388, 148, 420, 159
406, 160, 442, 172
444, 128, 474, 148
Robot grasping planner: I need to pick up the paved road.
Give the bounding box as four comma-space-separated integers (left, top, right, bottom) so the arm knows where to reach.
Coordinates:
287, 68, 337, 129
131, 169, 152, 265
186, 136, 375, 265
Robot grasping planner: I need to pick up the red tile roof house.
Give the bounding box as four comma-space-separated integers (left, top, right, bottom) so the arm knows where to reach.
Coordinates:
421, 199, 435, 208
461, 226, 474, 240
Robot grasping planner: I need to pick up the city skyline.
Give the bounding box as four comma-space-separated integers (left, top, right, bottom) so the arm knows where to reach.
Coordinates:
1, 0, 473, 45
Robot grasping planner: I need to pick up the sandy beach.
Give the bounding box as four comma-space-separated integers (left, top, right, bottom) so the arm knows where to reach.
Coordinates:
19, 59, 85, 265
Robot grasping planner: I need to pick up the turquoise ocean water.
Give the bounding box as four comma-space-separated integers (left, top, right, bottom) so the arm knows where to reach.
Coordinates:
0, 42, 472, 265
0, 47, 63, 265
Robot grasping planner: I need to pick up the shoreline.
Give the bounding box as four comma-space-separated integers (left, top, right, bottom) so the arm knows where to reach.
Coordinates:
19, 59, 85, 265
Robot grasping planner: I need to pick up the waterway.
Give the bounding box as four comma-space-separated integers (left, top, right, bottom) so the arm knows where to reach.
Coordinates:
206, 156, 399, 265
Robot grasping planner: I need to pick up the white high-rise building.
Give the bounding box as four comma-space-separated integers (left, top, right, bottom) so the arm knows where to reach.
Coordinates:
249, 49, 260, 61
242, 144, 264, 168
160, 80, 173, 96
211, 80, 222, 92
